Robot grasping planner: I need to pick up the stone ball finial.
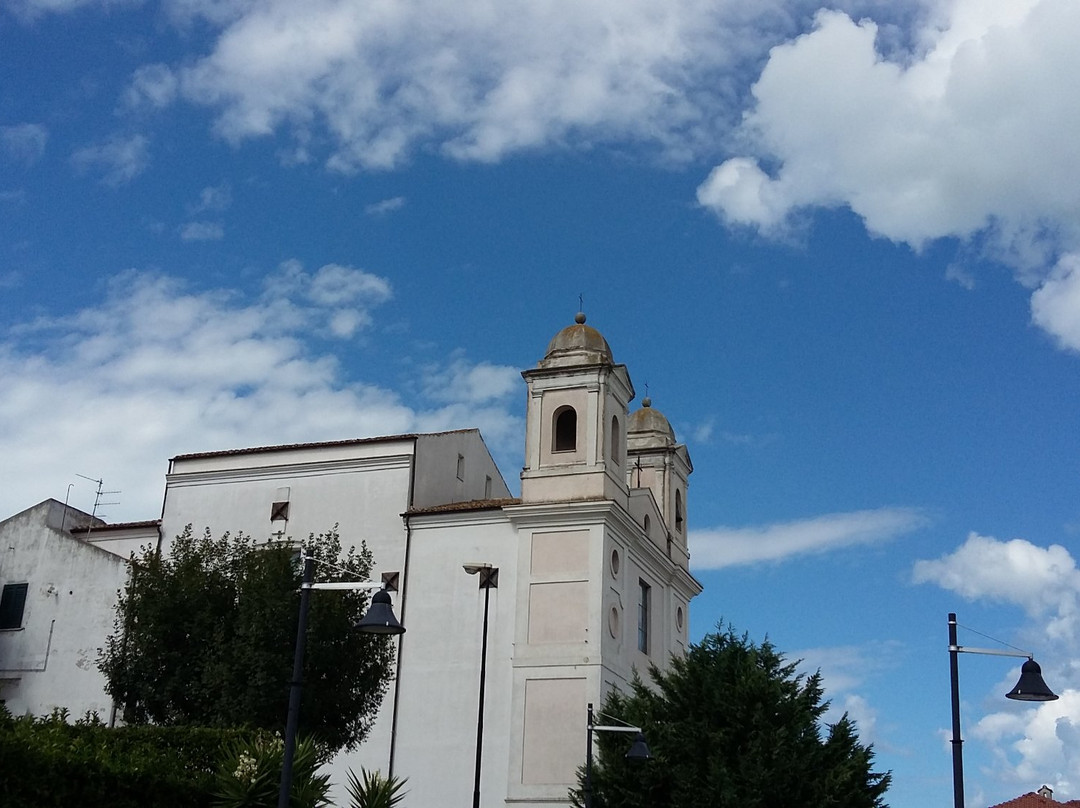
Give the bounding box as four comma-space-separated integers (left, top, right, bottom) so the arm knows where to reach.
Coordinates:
575, 311, 586, 324
642, 397, 652, 408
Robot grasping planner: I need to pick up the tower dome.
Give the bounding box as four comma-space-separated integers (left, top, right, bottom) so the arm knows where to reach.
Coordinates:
627, 397, 675, 448
540, 312, 613, 368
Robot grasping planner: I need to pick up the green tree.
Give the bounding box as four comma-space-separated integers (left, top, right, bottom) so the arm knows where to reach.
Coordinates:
576, 625, 890, 808
100, 526, 395, 755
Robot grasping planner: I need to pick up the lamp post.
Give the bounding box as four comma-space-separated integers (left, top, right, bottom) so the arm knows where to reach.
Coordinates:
948, 612, 1057, 808
583, 702, 651, 808
463, 564, 498, 808
277, 552, 405, 808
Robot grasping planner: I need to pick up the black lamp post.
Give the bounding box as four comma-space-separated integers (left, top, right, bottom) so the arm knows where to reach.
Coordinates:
948, 612, 1057, 808
583, 702, 651, 808
277, 553, 405, 808
463, 564, 498, 808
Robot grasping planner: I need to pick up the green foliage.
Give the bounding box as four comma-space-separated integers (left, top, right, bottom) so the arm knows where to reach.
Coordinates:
574, 624, 891, 808
100, 525, 396, 754
344, 767, 409, 808
212, 733, 331, 808
0, 704, 242, 807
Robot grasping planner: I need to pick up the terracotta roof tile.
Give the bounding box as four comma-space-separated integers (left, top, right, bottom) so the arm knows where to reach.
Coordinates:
70, 520, 161, 534
406, 498, 520, 515
989, 793, 1080, 808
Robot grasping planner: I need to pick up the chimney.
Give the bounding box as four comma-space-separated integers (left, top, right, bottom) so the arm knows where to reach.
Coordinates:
1037, 785, 1053, 800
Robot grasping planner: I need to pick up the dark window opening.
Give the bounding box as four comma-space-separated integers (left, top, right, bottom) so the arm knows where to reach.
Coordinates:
553, 406, 577, 452
611, 415, 621, 464
270, 501, 290, 522
0, 583, 29, 630
637, 579, 651, 654
675, 490, 684, 534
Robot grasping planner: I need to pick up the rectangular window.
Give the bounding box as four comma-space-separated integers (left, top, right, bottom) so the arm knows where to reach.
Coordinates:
484, 475, 493, 499
0, 583, 29, 630
456, 454, 465, 481
270, 501, 290, 522
637, 579, 651, 654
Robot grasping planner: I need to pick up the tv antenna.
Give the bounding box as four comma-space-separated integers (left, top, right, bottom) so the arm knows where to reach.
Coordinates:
75, 474, 121, 533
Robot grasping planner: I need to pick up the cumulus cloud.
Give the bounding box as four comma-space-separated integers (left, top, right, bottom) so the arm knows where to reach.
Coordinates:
1032, 255, 1080, 352
0, 123, 48, 166
915, 533, 1080, 796
420, 356, 521, 405
968, 686, 1080, 798
179, 221, 224, 241
189, 183, 232, 214
0, 264, 523, 521
365, 197, 406, 216
791, 641, 905, 744
153, 0, 894, 170
4, 0, 136, 20
913, 532, 1080, 643
124, 63, 179, 110
697, 0, 1080, 350
71, 133, 150, 186
690, 506, 929, 569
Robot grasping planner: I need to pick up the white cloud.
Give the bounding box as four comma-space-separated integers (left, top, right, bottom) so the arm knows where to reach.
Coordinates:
179, 221, 224, 241
124, 63, 179, 110
189, 182, 232, 214
420, 356, 521, 405
913, 533, 1080, 643
915, 533, 1080, 796
365, 196, 406, 216
1031, 255, 1080, 353
0, 265, 523, 522
0, 123, 48, 166
969, 688, 1080, 799
697, 0, 1080, 349
4, 0, 138, 20
690, 506, 929, 569
162, 0, 869, 170
792, 641, 904, 745
264, 260, 393, 312
71, 134, 150, 186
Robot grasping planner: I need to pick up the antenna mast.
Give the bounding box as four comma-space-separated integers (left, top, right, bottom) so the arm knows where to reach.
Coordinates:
75, 474, 121, 537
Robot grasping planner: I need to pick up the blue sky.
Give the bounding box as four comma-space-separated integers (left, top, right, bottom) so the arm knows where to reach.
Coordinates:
3, 1, 1080, 805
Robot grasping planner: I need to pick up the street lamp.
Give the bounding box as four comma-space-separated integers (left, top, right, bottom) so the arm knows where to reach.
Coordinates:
277, 552, 405, 808
948, 612, 1057, 808
463, 563, 498, 808
583, 702, 651, 808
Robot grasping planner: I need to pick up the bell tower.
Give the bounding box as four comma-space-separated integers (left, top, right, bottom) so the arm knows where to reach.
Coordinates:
626, 397, 692, 569
520, 313, 633, 505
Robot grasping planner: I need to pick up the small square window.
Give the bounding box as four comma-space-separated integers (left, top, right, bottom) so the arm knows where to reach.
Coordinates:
0, 583, 29, 630
270, 501, 290, 522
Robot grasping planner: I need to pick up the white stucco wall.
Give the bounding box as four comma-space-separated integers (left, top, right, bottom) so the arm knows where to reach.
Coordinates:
413, 431, 511, 507
325, 507, 519, 807
0, 501, 128, 721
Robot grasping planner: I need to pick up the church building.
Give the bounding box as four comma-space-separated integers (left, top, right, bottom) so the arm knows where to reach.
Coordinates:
0, 314, 701, 807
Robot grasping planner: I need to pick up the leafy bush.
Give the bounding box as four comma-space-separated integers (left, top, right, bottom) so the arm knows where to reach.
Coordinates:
101, 526, 395, 755
0, 706, 244, 807
212, 733, 331, 808
345, 768, 409, 808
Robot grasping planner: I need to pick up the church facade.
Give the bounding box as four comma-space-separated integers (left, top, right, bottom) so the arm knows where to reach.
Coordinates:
0, 315, 701, 807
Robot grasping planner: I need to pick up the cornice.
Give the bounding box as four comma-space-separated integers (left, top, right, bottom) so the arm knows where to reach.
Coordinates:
165, 453, 413, 487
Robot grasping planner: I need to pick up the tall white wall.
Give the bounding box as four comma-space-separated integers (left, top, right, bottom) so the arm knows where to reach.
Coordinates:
0, 501, 129, 721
